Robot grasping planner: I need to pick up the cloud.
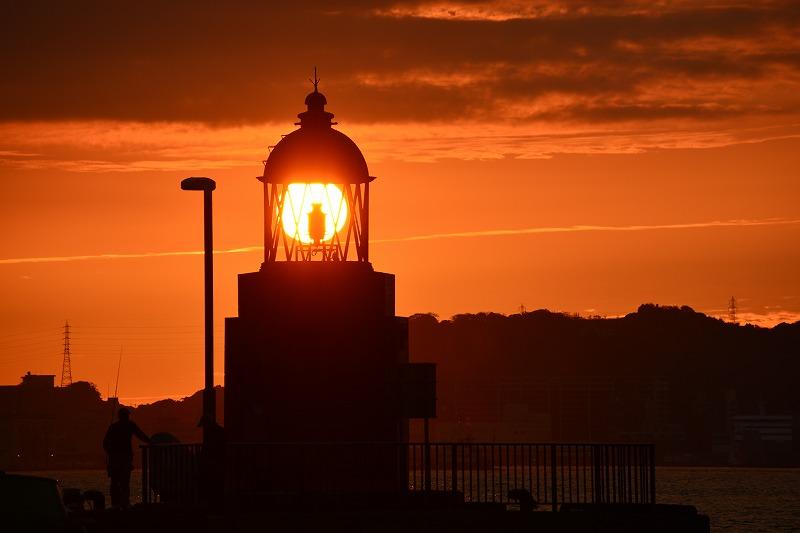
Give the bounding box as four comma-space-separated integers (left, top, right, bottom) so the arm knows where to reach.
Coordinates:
1, 120, 798, 171
0, 150, 40, 157
728, 311, 800, 327
370, 218, 800, 242
0, 246, 262, 265
1, 0, 799, 128
377, 1, 790, 21
3, 218, 798, 265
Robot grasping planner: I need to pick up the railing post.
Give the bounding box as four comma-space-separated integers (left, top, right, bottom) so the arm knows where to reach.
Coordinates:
592, 444, 601, 504
550, 444, 557, 512
299, 444, 305, 495
141, 445, 149, 504
649, 444, 656, 504
451, 444, 458, 495
424, 418, 431, 492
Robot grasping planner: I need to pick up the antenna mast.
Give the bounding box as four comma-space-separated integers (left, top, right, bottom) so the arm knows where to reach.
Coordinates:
309, 66, 320, 92
728, 296, 737, 324
60, 321, 73, 387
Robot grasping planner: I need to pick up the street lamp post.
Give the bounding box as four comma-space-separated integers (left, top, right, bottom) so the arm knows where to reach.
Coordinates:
180, 177, 217, 446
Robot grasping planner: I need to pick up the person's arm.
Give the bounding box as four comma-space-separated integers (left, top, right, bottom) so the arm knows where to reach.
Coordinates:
131, 422, 151, 444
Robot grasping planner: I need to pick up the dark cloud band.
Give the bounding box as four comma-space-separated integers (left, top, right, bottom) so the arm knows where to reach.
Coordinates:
0, 1, 798, 124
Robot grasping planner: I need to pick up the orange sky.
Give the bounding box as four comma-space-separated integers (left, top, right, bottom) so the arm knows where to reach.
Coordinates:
1, 1, 799, 403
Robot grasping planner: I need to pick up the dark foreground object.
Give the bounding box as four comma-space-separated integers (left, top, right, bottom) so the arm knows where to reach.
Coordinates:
0, 472, 68, 532
0, 471, 709, 533
74, 502, 710, 533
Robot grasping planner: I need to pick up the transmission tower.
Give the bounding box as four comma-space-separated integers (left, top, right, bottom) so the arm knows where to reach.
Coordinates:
728, 296, 737, 324
61, 321, 73, 387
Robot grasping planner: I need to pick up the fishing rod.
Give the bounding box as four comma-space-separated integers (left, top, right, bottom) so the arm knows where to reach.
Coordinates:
110, 346, 122, 422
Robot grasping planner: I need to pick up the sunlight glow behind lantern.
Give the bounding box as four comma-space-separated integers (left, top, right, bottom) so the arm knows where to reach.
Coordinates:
280, 183, 348, 244
261, 82, 371, 263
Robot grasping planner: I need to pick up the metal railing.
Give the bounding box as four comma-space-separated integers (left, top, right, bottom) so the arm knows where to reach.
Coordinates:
142, 442, 655, 509
406, 443, 655, 509
141, 443, 202, 505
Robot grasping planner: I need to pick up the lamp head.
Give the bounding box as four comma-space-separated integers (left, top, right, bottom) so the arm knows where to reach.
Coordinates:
181, 177, 216, 192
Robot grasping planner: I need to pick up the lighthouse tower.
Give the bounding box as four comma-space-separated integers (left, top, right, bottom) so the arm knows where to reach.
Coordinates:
224, 82, 410, 493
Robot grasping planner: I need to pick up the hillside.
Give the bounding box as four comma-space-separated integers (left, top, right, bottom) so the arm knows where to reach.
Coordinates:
407, 304, 799, 463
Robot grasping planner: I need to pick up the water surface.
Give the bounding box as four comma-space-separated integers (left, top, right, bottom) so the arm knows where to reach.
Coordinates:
657, 467, 800, 532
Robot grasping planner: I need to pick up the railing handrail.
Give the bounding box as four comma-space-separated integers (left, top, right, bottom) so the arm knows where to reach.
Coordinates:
217, 441, 655, 447
140, 442, 203, 448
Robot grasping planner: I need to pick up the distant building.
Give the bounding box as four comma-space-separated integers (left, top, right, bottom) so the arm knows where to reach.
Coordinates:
733, 415, 793, 443
731, 415, 795, 466
0, 373, 57, 469
20, 373, 56, 389
427, 376, 671, 444
0, 372, 116, 470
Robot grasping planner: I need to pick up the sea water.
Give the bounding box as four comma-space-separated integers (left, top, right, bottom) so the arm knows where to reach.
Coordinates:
657, 467, 800, 532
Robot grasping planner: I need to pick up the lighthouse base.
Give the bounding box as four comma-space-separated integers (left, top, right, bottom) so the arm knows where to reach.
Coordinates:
224, 262, 409, 493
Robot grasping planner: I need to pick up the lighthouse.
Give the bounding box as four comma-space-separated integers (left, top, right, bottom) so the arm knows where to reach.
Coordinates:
224, 80, 413, 493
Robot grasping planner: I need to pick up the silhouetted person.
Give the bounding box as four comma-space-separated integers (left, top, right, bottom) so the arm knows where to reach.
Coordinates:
103, 407, 150, 508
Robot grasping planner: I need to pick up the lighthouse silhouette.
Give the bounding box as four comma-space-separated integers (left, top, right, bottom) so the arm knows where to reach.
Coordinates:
224, 80, 420, 496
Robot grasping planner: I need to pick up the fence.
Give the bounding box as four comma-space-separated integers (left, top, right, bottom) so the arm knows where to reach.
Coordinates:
142, 442, 655, 509
406, 443, 656, 509
141, 443, 202, 505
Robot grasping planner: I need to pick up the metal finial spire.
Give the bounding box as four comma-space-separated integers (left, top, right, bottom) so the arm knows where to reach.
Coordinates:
299, 67, 332, 126
309, 66, 320, 92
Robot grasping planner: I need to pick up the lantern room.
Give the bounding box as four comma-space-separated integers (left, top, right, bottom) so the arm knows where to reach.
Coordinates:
260, 81, 373, 263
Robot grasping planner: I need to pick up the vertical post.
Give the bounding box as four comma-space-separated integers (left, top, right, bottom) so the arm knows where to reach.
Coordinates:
181, 177, 217, 507
451, 444, 458, 494
141, 445, 149, 504
203, 188, 216, 443
263, 182, 271, 263
593, 444, 602, 504
649, 444, 656, 504
550, 444, 557, 512
424, 417, 431, 492
363, 182, 370, 262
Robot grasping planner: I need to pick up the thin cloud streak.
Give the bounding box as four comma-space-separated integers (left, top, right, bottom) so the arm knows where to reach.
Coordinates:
372, 218, 800, 243
0, 247, 263, 265
3, 218, 799, 265
1, 121, 798, 170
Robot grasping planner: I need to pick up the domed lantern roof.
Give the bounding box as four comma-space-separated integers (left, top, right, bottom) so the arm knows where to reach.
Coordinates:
261, 87, 373, 184
259, 78, 375, 264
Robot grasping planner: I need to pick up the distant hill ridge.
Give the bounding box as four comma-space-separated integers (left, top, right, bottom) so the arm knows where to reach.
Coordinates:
404, 304, 799, 461
409, 304, 800, 380
3, 304, 796, 469
132, 303, 799, 415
